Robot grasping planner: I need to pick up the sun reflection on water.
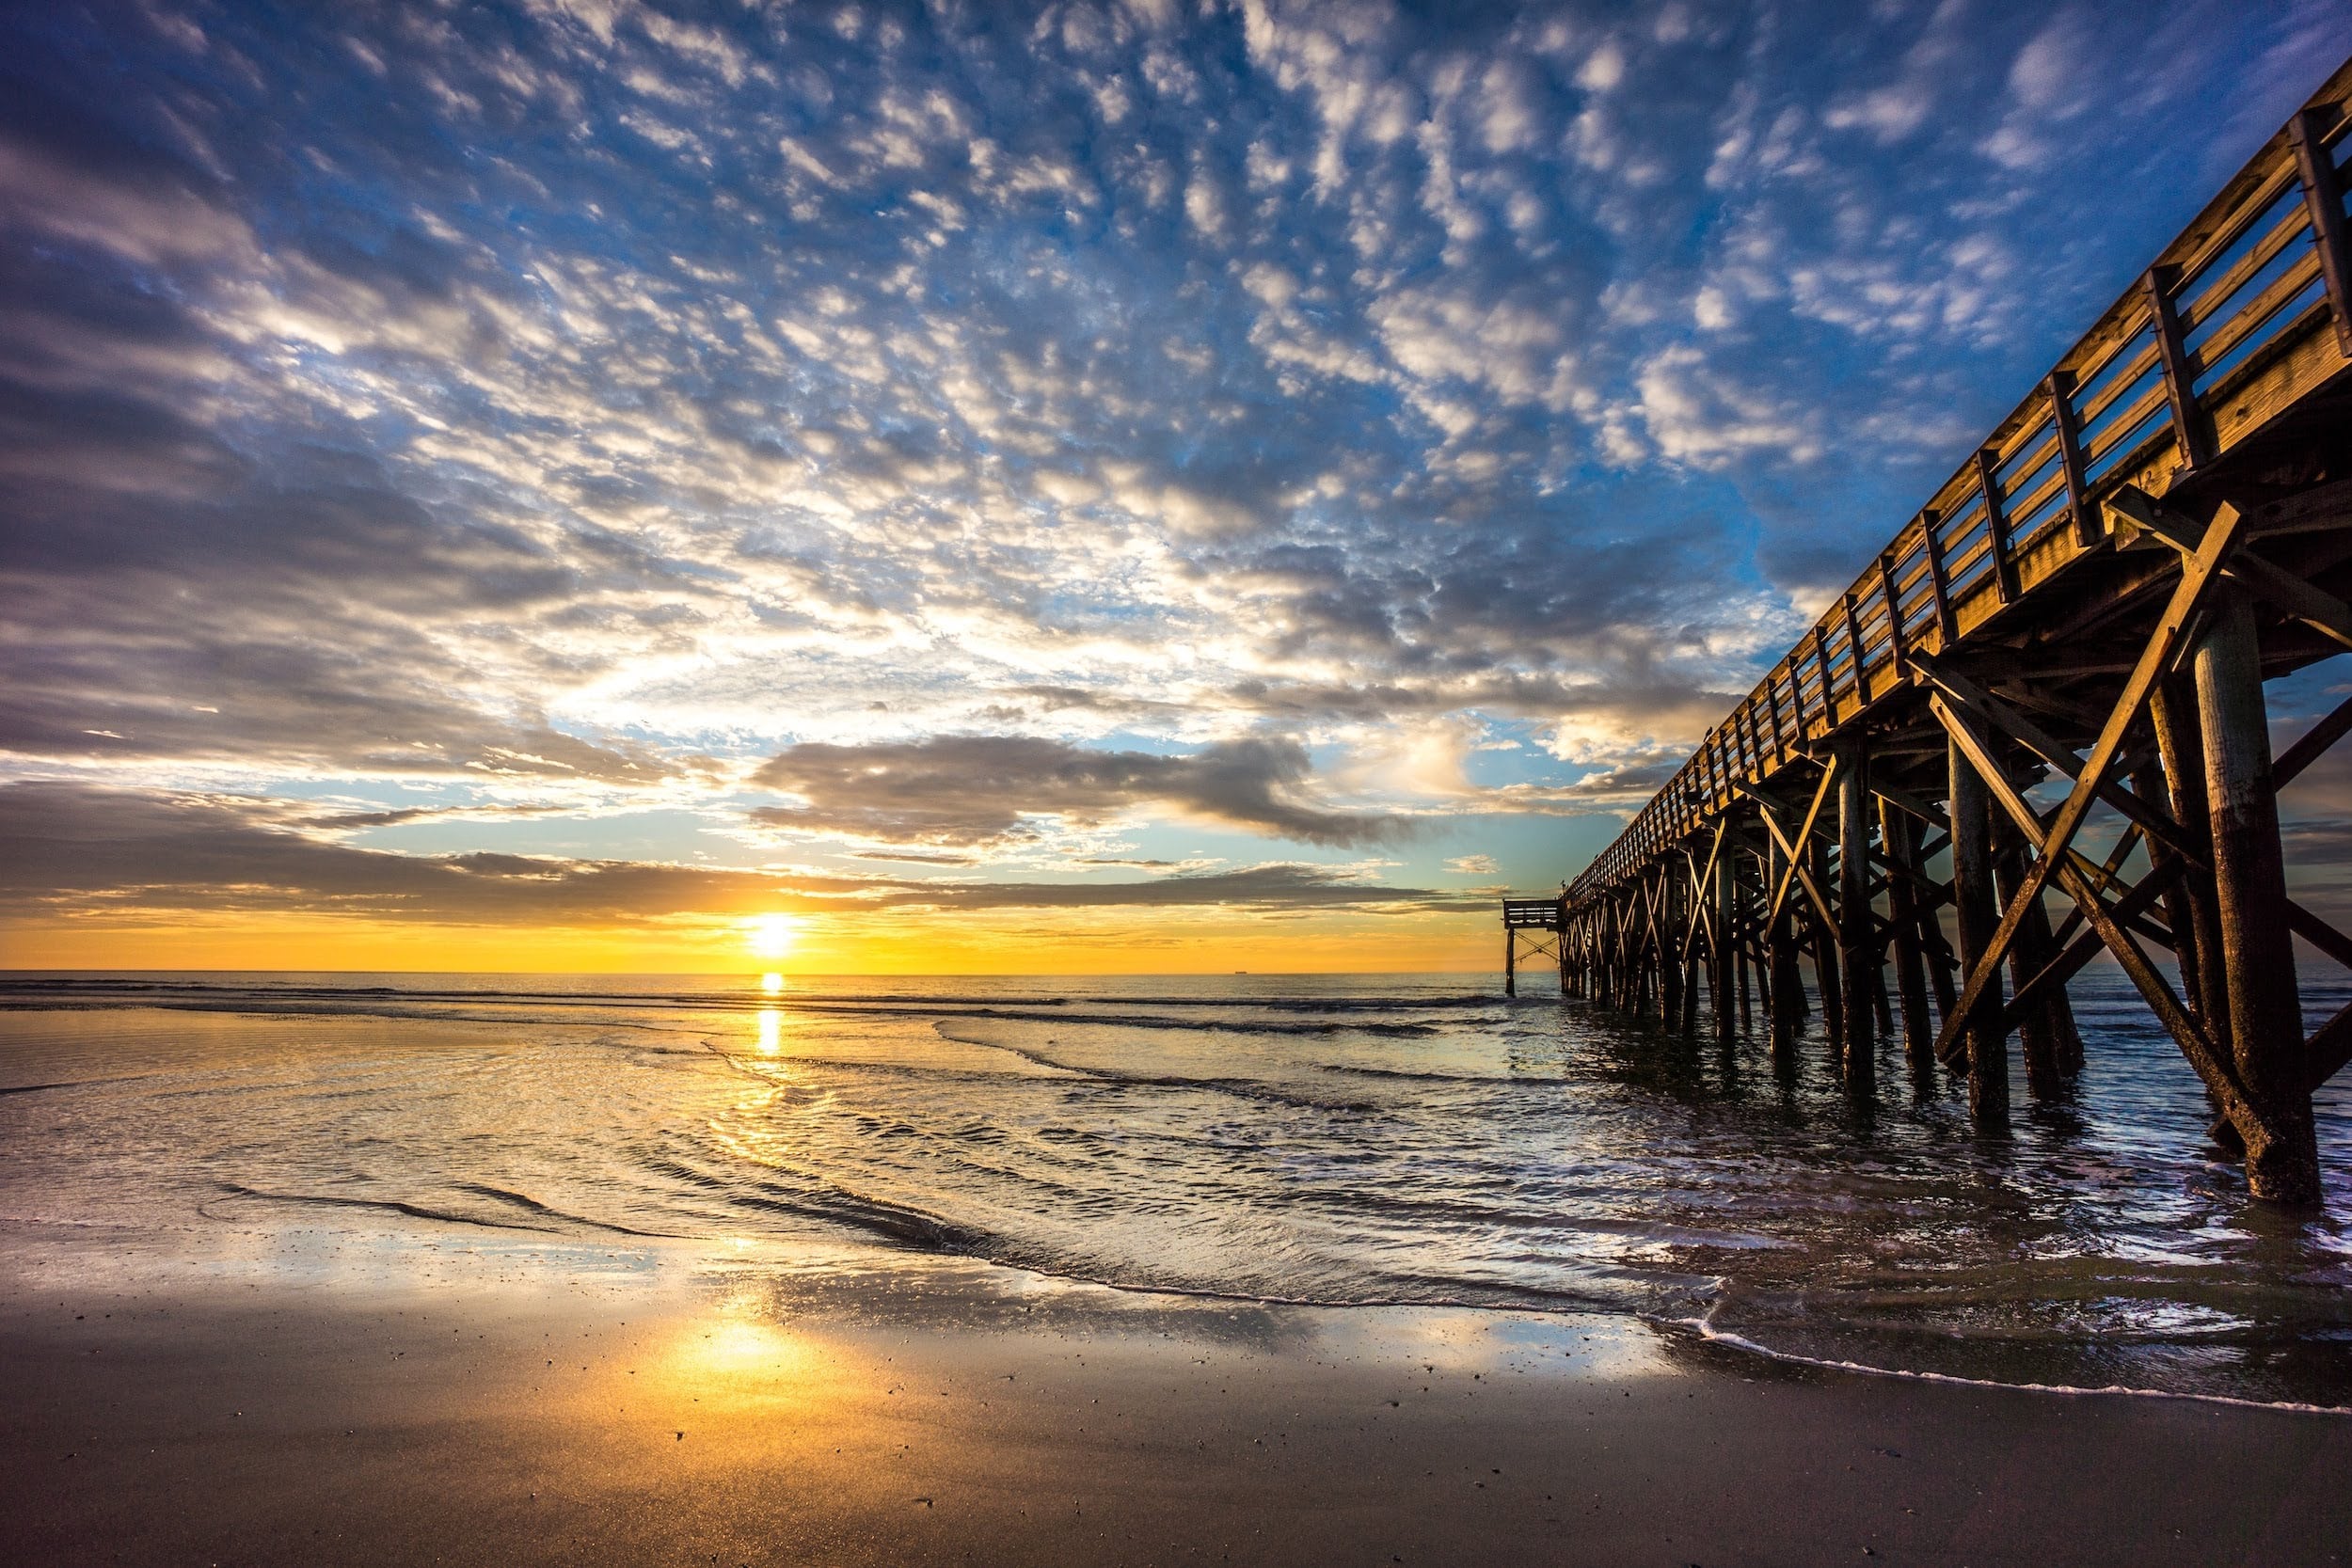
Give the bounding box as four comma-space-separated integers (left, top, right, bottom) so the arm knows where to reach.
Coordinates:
756, 1009, 781, 1054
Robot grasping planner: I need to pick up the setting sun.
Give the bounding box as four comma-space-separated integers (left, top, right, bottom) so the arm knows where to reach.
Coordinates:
745, 914, 799, 962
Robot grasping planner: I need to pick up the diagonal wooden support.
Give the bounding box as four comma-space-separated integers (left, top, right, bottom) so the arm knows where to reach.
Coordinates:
2301, 1003, 2352, 1093
2110, 486, 2352, 653
1867, 845, 1951, 907
2274, 688, 2352, 789
2092, 821, 2145, 895
2003, 856, 2185, 1032
2066, 854, 2257, 1128
1912, 654, 2197, 863
1936, 698, 2176, 945
1678, 827, 1728, 968
1929, 499, 2249, 1067
1943, 691, 2255, 1116
1753, 761, 1839, 932
1750, 789, 1840, 940
1871, 782, 1951, 835
2284, 896, 2352, 972
2033, 820, 2150, 970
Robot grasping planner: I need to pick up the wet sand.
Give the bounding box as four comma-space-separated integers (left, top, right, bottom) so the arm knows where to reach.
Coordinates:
3, 1234, 2347, 1567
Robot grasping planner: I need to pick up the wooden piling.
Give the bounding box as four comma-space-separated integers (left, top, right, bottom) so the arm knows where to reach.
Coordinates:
2151, 675, 2230, 1043
1661, 876, 1682, 1021
1992, 810, 2067, 1100
1881, 800, 1936, 1077
1558, 895, 1572, 995
2194, 588, 2321, 1204
1835, 737, 1876, 1085
1767, 836, 1804, 1056
1712, 833, 1738, 1044
1810, 833, 1845, 1065
1948, 736, 2009, 1125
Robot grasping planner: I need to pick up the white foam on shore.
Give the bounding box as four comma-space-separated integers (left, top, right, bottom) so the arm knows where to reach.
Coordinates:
1661, 1311, 2350, 1416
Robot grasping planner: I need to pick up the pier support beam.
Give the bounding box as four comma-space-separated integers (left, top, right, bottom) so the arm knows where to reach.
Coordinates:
1993, 810, 2070, 1100
1558, 897, 1572, 996
1835, 737, 1876, 1086
1660, 882, 1680, 1022
2194, 588, 2321, 1204
2152, 676, 2230, 1045
1767, 864, 1804, 1058
1948, 736, 2009, 1126
1881, 800, 1935, 1081
1810, 832, 1844, 1066
1712, 831, 1738, 1044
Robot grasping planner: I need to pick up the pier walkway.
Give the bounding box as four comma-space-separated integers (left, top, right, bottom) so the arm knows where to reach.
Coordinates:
1540, 58, 2352, 1204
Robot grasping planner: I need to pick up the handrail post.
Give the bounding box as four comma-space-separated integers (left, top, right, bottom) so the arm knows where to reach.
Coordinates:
2144, 263, 2214, 469
2289, 107, 2352, 357
1976, 447, 2019, 604
1840, 590, 1870, 704
1876, 550, 1909, 678
2047, 369, 2098, 548
1810, 630, 1838, 732
1920, 508, 1957, 646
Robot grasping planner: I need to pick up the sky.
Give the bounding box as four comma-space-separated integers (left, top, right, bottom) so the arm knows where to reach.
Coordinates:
2, 0, 2348, 974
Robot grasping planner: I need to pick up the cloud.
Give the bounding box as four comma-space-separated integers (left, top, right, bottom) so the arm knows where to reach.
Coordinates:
748, 735, 1401, 847
0, 782, 1468, 921
0, 0, 2340, 924
1630, 344, 1820, 467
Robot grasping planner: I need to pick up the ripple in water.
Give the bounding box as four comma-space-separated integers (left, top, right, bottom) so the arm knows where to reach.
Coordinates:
1, 969, 2345, 1406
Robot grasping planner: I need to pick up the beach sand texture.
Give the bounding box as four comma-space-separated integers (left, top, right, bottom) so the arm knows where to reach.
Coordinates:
7, 1244, 2350, 1568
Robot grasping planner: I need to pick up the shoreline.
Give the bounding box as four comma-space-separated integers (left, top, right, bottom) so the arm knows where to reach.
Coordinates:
7, 1226, 2349, 1566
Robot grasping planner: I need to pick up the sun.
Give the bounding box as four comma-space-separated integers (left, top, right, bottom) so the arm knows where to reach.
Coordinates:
744, 913, 799, 962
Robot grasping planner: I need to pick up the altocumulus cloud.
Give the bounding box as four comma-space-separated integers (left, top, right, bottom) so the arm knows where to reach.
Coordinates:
0, 0, 2341, 917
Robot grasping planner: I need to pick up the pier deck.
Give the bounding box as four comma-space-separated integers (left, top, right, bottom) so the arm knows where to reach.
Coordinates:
1549, 58, 2352, 1203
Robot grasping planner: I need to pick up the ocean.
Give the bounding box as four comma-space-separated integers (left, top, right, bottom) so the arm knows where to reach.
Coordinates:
3, 970, 2346, 1406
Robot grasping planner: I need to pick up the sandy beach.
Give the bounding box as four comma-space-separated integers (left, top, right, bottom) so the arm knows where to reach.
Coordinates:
7, 1227, 2348, 1568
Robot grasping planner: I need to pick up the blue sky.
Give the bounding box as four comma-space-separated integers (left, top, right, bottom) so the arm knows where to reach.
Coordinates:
2, 0, 2347, 960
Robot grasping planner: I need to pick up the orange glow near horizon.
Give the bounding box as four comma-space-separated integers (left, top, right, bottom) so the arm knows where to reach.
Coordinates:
0, 907, 1500, 974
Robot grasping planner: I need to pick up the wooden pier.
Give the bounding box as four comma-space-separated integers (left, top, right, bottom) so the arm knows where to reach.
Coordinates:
1501, 895, 1566, 998
1545, 59, 2352, 1205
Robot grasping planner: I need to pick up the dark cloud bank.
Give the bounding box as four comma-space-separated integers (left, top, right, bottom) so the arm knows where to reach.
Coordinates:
0, 783, 1470, 925
749, 736, 1399, 847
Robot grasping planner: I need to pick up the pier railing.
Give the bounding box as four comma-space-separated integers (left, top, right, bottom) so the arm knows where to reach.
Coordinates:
1569, 60, 2352, 905
1555, 58, 2352, 1206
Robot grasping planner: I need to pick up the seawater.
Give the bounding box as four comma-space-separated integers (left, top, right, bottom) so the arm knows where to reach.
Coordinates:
2, 970, 2346, 1406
